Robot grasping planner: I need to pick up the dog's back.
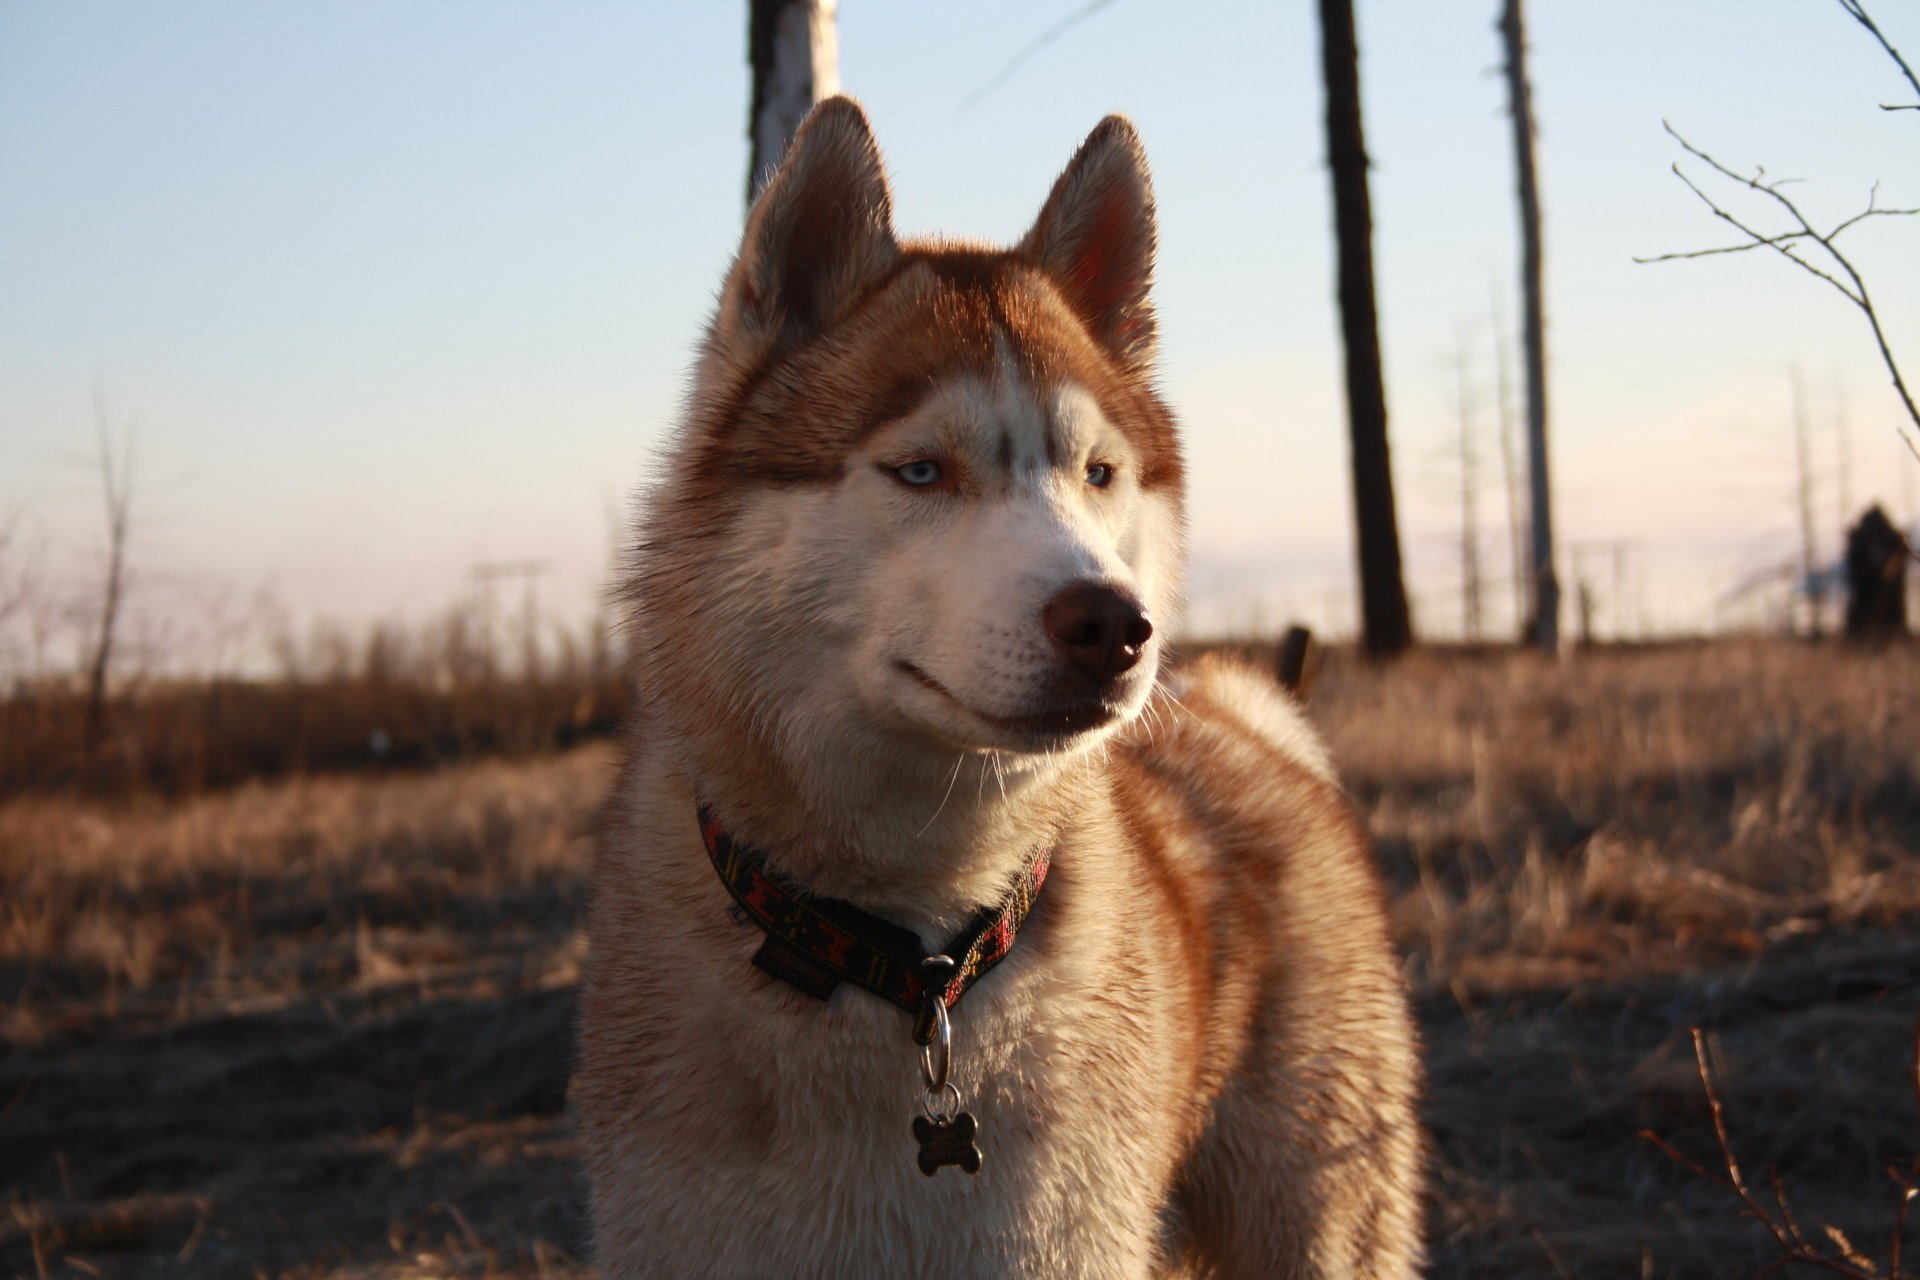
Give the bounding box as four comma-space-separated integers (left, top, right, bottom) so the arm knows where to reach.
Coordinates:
1107, 655, 1421, 1272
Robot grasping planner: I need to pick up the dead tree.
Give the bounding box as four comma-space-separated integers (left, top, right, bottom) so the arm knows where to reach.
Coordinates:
747, 0, 840, 206
1316, 0, 1414, 659
1499, 0, 1560, 655
1640, 0, 1920, 462
1846, 504, 1910, 638
83, 409, 134, 749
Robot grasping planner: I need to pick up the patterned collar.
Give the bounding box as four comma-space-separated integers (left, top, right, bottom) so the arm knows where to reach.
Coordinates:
696, 804, 1052, 1046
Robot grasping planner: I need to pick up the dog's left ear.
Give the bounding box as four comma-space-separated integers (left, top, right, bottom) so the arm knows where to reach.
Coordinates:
725, 96, 899, 364
1020, 116, 1158, 372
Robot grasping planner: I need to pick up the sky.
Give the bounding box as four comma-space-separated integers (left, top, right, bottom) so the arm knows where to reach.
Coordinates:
2, 0, 1918, 671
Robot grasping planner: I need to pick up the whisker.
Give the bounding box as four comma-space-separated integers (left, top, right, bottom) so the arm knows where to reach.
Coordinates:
1156, 680, 1202, 725
916, 752, 967, 838
1135, 692, 1162, 741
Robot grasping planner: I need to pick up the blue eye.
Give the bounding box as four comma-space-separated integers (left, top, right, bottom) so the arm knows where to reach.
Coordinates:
895, 460, 942, 487
1086, 462, 1114, 488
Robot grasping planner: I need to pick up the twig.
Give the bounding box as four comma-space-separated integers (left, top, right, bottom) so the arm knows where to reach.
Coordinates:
1644, 0, 1920, 465
1689, 1029, 1806, 1260
1644, 122, 1920, 465
1642, 1026, 1920, 1277
1838, 0, 1920, 110
1893, 1160, 1917, 1279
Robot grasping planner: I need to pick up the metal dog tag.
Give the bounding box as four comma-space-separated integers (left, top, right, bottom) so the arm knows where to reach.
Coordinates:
913, 1111, 983, 1176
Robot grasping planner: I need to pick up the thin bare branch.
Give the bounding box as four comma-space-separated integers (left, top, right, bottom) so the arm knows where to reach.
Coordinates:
1646, 1027, 1917, 1278
1648, 120, 1920, 463
1772, 1166, 1817, 1254
1839, 0, 1920, 109
1892, 1158, 1918, 1280
1661, 141, 1865, 304
1633, 230, 1820, 264
1690, 1030, 1801, 1257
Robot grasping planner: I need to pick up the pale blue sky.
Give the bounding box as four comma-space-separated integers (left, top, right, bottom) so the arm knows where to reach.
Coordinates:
3, 1, 1917, 661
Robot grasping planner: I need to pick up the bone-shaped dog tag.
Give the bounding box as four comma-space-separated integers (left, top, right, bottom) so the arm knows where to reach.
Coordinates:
913, 1111, 983, 1176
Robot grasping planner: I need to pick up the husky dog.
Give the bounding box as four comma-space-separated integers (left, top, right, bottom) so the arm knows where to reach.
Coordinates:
577, 98, 1422, 1278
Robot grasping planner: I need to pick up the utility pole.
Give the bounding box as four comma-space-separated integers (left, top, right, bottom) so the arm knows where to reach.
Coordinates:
1566, 538, 1636, 643
1791, 369, 1821, 638
1316, 0, 1414, 659
1490, 278, 1528, 638
1613, 540, 1629, 642
471, 560, 551, 680
1456, 337, 1485, 642
1499, 0, 1559, 654
1833, 377, 1854, 542
747, 0, 840, 206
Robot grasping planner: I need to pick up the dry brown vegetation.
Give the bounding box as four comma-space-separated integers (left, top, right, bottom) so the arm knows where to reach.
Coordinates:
1, 671, 627, 800
0, 616, 629, 799
4, 638, 1919, 1277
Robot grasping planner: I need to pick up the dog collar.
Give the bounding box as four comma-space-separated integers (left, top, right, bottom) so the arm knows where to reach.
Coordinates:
696, 803, 1052, 1175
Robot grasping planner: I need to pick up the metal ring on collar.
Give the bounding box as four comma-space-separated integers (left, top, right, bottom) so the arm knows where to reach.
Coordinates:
920, 991, 952, 1092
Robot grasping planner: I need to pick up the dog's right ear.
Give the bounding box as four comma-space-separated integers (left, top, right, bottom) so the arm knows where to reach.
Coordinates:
722, 97, 898, 365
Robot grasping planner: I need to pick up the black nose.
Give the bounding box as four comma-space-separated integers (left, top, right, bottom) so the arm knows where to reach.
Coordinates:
1042, 583, 1153, 683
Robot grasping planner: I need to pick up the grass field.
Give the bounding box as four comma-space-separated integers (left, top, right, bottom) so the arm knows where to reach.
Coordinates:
4, 639, 1919, 1277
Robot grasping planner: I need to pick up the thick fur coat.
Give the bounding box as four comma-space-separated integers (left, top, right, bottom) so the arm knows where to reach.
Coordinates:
575, 98, 1423, 1278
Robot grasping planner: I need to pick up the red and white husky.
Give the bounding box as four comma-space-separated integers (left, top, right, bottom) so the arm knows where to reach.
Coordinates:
577, 98, 1422, 1278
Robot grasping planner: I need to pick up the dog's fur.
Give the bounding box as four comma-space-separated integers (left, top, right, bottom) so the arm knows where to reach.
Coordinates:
576, 99, 1422, 1278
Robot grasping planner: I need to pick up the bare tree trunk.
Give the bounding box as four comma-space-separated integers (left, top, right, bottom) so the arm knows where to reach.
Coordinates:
747, 0, 840, 206
1499, 0, 1559, 655
1316, 0, 1413, 659
84, 405, 134, 749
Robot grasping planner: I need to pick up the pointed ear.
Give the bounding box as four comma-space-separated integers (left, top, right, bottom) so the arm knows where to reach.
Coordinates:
726, 96, 898, 362
1019, 116, 1158, 371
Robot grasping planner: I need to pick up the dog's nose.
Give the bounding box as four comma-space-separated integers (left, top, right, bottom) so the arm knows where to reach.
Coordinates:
1042, 583, 1153, 683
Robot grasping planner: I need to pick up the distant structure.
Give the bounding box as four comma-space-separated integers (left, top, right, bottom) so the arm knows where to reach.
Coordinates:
1275, 625, 1319, 697
1844, 504, 1909, 640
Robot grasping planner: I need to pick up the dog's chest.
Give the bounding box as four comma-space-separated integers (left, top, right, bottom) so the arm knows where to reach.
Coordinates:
612, 893, 1182, 1276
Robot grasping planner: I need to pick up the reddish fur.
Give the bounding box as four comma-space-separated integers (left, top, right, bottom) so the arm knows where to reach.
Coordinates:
687, 250, 1181, 498
579, 99, 1421, 1280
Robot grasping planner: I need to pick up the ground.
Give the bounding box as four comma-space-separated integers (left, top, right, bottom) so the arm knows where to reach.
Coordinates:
4, 640, 1918, 1278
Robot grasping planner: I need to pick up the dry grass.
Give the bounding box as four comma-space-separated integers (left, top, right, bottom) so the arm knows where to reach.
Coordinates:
3, 638, 1918, 1277
1308, 638, 1920, 1276
1, 750, 605, 1278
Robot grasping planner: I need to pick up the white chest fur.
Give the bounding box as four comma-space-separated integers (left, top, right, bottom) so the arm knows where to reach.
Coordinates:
584, 796, 1191, 1280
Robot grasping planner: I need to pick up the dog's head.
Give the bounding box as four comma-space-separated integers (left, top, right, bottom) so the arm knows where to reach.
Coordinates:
634, 98, 1184, 805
